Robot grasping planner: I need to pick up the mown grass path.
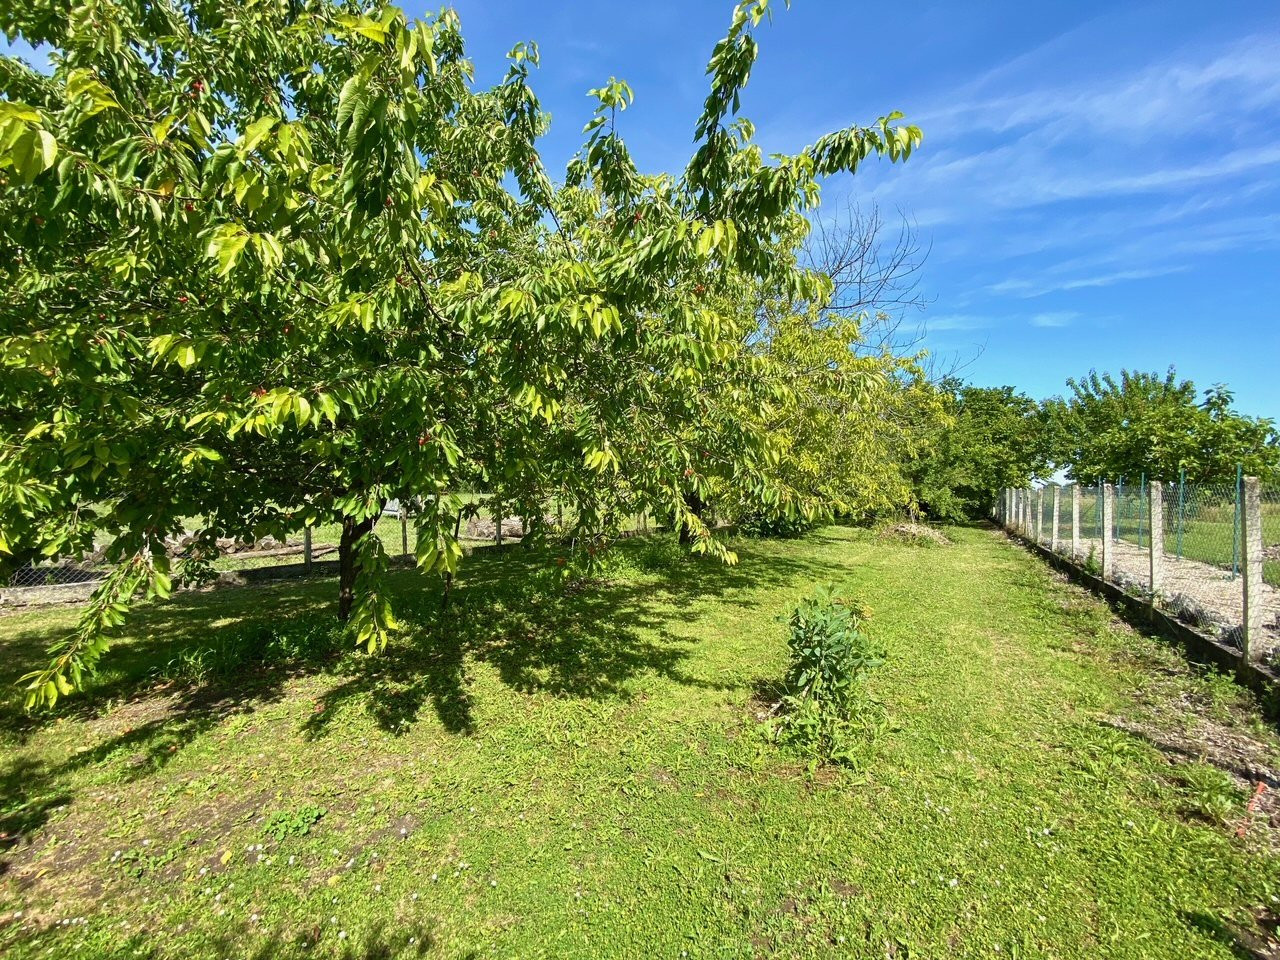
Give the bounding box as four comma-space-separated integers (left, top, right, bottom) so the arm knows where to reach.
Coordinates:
1, 525, 1278, 958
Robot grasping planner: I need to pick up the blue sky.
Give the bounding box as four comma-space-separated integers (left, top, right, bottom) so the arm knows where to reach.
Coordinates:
7, 1, 1279, 415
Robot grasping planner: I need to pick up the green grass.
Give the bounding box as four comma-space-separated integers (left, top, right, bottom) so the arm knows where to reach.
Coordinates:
1, 526, 1278, 958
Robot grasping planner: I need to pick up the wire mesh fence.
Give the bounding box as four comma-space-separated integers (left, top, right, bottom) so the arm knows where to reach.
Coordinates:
1159, 479, 1242, 579
998, 473, 1280, 669
4, 495, 657, 592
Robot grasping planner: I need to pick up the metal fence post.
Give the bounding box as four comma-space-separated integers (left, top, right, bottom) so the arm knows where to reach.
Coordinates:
1101, 483, 1114, 580
1071, 484, 1081, 557
1149, 481, 1164, 600
1242, 476, 1263, 663
1050, 485, 1061, 551
303, 526, 313, 573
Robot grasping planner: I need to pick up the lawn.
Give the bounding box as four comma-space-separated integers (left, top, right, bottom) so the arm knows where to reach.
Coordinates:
1, 526, 1278, 959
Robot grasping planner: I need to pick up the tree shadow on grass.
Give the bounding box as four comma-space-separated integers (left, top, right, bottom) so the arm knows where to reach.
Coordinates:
1181, 910, 1280, 960
4, 915, 451, 960
0, 533, 836, 855
301, 537, 825, 739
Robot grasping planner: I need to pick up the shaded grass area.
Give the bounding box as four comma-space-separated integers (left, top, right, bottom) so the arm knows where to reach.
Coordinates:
1, 527, 1279, 958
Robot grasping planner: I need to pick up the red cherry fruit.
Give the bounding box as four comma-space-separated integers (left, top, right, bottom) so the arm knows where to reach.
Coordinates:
178, 295, 189, 304
184, 202, 195, 212
683, 468, 694, 478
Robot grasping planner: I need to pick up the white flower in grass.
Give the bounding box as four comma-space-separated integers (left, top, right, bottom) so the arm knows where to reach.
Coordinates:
430, 874, 437, 883
489, 880, 497, 888
948, 878, 959, 888
338, 930, 347, 940
330, 916, 337, 924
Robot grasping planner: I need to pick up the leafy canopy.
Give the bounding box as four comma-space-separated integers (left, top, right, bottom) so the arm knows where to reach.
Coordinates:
0, 0, 922, 707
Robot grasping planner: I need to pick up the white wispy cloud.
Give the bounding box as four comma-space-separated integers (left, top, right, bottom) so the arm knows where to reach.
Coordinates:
839, 25, 1280, 306
1029, 311, 1078, 328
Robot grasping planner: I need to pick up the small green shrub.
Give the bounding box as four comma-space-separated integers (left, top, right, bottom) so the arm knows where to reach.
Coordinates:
262, 804, 326, 841
1082, 545, 1101, 577
774, 586, 884, 767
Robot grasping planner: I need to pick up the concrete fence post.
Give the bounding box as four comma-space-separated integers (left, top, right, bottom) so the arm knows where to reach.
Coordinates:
1034, 487, 1043, 542
1015, 488, 1024, 533
1101, 483, 1115, 580
1003, 488, 1011, 529
1023, 487, 1032, 534
1148, 481, 1164, 600
400, 511, 410, 557
495, 501, 503, 547
1071, 484, 1081, 558
1051, 485, 1061, 551
303, 526, 313, 573
1242, 476, 1264, 663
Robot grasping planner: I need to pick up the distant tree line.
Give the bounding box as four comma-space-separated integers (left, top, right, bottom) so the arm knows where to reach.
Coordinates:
912, 368, 1280, 520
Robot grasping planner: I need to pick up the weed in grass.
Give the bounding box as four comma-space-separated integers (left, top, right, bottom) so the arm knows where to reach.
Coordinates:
1177, 762, 1246, 825
1083, 544, 1102, 577
262, 804, 326, 842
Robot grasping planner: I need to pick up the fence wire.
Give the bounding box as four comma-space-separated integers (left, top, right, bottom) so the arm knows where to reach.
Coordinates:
4, 496, 656, 591
1002, 475, 1280, 665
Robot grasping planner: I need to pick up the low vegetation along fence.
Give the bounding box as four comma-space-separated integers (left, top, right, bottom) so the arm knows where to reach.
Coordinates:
996, 478, 1280, 672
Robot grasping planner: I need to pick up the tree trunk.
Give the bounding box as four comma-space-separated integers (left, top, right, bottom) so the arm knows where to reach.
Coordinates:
338, 513, 378, 622
679, 490, 705, 545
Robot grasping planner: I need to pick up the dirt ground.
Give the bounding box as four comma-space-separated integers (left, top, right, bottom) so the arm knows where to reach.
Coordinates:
1067, 535, 1280, 666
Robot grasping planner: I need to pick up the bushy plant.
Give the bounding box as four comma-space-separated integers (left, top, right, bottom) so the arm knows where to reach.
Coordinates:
738, 509, 818, 539
153, 619, 344, 684
774, 586, 884, 767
